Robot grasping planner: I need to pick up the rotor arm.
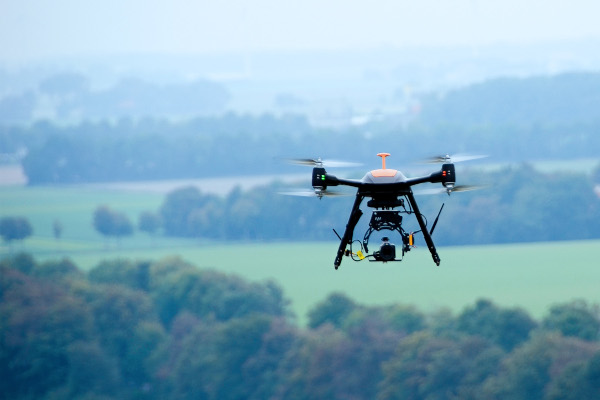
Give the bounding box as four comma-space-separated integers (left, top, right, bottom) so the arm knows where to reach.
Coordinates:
406, 164, 455, 188
406, 171, 443, 186
332, 176, 363, 188
312, 169, 361, 189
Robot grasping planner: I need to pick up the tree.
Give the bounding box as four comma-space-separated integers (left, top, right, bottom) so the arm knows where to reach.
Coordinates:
169, 315, 279, 400
542, 300, 600, 341
275, 325, 351, 400
63, 341, 121, 398
546, 352, 600, 400
380, 332, 489, 400
0, 263, 94, 399
138, 211, 161, 236
93, 205, 133, 242
384, 304, 427, 334
151, 267, 289, 327
0, 216, 33, 247
89, 259, 151, 291
456, 298, 537, 351
52, 219, 63, 240
0, 252, 36, 274
33, 258, 84, 282
307, 292, 359, 329
159, 186, 210, 236
481, 333, 598, 400
88, 285, 165, 386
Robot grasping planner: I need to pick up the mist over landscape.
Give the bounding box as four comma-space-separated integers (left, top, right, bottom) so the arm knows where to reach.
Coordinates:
2, 1, 600, 399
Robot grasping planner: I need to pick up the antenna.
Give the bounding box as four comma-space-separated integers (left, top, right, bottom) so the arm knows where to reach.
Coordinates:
377, 153, 390, 169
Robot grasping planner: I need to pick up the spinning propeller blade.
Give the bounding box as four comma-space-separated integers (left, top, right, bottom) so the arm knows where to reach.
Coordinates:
279, 189, 350, 198
422, 153, 487, 164
414, 185, 486, 195
286, 158, 363, 168
451, 184, 484, 192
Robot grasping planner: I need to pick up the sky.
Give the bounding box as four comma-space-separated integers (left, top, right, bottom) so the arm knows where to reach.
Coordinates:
2, 0, 600, 63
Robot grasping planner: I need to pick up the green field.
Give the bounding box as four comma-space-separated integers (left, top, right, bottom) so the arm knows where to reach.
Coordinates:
2, 185, 600, 324
28, 240, 596, 325
0, 185, 165, 242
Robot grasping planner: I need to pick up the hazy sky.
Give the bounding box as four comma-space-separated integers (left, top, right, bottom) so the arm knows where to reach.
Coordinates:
2, 0, 600, 62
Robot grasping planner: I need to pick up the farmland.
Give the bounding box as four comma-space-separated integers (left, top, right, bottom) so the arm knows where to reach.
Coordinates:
59, 240, 600, 324
2, 184, 599, 324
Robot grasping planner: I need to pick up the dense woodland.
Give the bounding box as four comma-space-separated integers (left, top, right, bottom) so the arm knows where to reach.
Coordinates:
8, 114, 600, 184
1, 253, 600, 400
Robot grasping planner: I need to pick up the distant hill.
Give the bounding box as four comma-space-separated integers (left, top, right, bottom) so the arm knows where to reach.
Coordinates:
420, 72, 600, 125
3, 71, 600, 185
0, 74, 231, 124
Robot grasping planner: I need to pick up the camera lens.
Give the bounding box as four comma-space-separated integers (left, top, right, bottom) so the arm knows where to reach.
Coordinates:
379, 242, 396, 261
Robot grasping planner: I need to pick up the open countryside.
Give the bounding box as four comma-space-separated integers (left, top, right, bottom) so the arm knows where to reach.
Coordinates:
45, 240, 600, 325
2, 182, 599, 324
4, 12, 600, 397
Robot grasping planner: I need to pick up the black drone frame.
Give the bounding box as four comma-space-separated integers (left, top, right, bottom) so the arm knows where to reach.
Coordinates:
312, 163, 455, 269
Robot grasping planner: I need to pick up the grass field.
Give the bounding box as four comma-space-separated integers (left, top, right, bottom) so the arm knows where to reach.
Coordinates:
0, 185, 165, 243
56, 240, 600, 324
2, 184, 600, 325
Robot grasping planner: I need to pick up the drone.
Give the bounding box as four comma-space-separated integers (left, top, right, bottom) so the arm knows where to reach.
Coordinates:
286, 153, 485, 269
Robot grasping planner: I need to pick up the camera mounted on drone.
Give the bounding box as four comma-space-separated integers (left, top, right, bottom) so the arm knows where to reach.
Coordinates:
285, 153, 486, 269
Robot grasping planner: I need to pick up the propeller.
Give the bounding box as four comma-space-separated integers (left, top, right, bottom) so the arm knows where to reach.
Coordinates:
279, 189, 351, 198
422, 153, 487, 164
286, 157, 363, 168
414, 184, 486, 196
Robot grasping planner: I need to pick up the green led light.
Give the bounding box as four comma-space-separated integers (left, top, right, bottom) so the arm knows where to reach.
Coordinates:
321, 175, 326, 180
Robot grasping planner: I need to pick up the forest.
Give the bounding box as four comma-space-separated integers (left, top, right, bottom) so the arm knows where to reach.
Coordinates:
7, 113, 600, 185
1, 253, 599, 400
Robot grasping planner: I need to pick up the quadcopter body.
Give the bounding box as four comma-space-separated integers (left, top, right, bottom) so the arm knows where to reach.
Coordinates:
292, 153, 483, 269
